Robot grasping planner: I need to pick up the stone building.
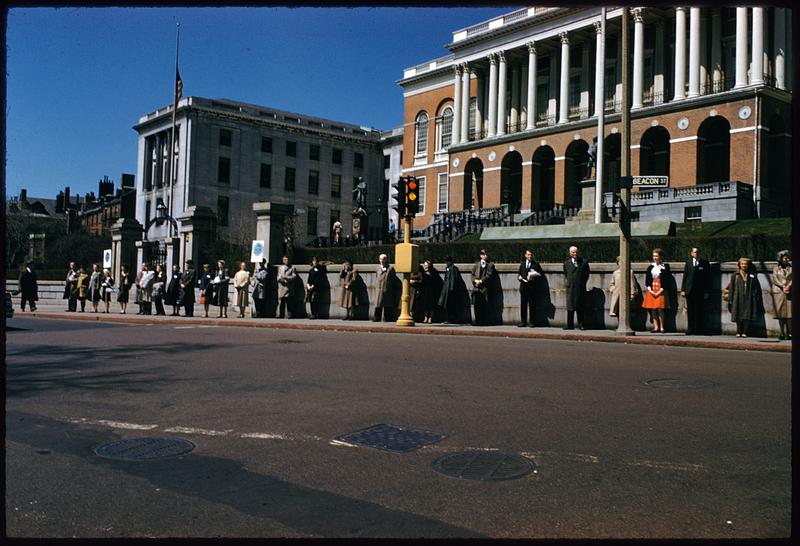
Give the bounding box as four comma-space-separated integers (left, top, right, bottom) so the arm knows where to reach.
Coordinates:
398, 6, 792, 226
133, 96, 386, 267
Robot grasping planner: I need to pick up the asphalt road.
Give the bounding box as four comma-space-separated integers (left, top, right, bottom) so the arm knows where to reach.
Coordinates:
4, 317, 792, 538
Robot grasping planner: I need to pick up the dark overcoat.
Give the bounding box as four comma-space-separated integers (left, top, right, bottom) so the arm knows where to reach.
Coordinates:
420, 267, 444, 312
165, 270, 182, 306
180, 268, 197, 304
725, 271, 763, 322
18, 268, 38, 302
681, 258, 711, 296
252, 266, 270, 300
438, 264, 468, 310
339, 267, 362, 308
563, 257, 590, 311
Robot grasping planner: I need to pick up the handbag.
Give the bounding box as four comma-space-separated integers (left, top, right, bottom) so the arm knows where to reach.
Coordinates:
200, 294, 206, 305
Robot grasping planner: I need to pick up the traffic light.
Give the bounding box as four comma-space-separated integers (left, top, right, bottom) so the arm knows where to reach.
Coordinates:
405, 176, 420, 216
391, 177, 406, 218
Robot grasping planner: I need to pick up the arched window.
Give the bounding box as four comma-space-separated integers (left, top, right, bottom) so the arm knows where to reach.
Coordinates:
415, 112, 429, 157
437, 107, 453, 151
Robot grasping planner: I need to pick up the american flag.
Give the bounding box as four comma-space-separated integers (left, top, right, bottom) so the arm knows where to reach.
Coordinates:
175, 68, 183, 100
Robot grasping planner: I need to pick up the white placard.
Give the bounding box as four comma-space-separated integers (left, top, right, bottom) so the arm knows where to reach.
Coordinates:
250, 240, 265, 263
103, 249, 112, 268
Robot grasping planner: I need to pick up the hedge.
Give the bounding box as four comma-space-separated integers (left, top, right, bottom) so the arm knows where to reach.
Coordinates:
296, 233, 790, 265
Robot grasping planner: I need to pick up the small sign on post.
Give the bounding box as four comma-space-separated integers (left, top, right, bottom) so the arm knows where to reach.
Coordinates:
621, 175, 669, 189
250, 240, 265, 263
103, 249, 112, 269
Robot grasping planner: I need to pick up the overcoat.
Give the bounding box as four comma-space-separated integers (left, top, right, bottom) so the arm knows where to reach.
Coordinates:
277, 264, 297, 299
608, 268, 641, 316
234, 270, 251, 308
165, 270, 182, 306
770, 263, 792, 319
681, 258, 711, 296
375, 265, 398, 308
139, 270, 155, 303
211, 269, 230, 307
420, 267, 444, 312
18, 268, 38, 302
76, 272, 89, 299
64, 268, 78, 299
117, 271, 132, 303
438, 264, 468, 310
180, 268, 197, 304
252, 266, 270, 301
470, 260, 498, 306
88, 271, 103, 303
339, 267, 361, 309
563, 257, 590, 311
724, 271, 763, 322
306, 265, 326, 303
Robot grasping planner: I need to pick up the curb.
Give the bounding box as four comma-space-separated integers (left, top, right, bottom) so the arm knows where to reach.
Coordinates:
23, 311, 792, 353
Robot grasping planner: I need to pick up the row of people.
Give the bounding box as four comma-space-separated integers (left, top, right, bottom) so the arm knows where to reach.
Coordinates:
53, 247, 791, 338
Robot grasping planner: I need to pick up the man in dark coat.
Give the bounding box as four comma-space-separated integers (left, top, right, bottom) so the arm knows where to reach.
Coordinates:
471, 249, 499, 325
180, 260, 197, 317
18, 261, 38, 312
252, 259, 270, 318
563, 245, 590, 330
680, 246, 711, 335
517, 249, 545, 327
438, 256, 469, 324
65, 261, 78, 312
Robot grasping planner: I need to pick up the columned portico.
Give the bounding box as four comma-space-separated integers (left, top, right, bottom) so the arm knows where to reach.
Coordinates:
735, 7, 748, 88
460, 64, 471, 143
751, 7, 765, 86
452, 65, 462, 145
497, 52, 508, 136
632, 9, 645, 109
510, 64, 520, 130
487, 54, 498, 138
775, 8, 786, 89
475, 71, 484, 137
674, 7, 687, 100
711, 9, 722, 91
688, 7, 701, 98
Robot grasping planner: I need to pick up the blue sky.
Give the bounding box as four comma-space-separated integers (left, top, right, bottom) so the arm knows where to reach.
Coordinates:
6, 6, 515, 200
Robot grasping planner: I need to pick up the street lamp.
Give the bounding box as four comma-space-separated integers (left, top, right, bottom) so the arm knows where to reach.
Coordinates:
155, 199, 168, 223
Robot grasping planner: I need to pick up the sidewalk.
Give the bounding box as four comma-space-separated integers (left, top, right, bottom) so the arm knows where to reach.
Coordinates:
10, 302, 791, 353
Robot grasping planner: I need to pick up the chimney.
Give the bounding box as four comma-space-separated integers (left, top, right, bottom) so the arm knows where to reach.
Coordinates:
121, 173, 135, 189
99, 175, 114, 199
64, 186, 71, 208
20, 189, 27, 202
56, 191, 65, 213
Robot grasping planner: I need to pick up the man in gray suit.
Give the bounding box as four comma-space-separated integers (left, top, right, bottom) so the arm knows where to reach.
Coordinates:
277, 255, 297, 318
373, 253, 398, 322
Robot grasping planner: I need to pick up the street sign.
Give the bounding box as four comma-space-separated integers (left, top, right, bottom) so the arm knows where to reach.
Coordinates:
631, 175, 669, 188
250, 240, 265, 263
103, 249, 112, 269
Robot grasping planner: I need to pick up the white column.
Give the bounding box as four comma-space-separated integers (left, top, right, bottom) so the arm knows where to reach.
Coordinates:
510, 63, 520, 131
559, 32, 570, 123
711, 8, 722, 91
487, 54, 498, 138
526, 42, 537, 129
580, 41, 590, 116
674, 7, 687, 100
688, 7, 701, 97
775, 7, 786, 89
475, 70, 484, 138
497, 51, 507, 136
735, 7, 749, 88
699, 11, 708, 94
452, 65, 462, 145
615, 30, 622, 110
520, 66, 528, 128
654, 21, 665, 101
751, 7, 764, 85
461, 64, 471, 143
632, 8, 645, 108
594, 21, 605, 116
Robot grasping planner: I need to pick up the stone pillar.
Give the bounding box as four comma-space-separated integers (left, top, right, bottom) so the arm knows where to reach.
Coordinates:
735, 7, 749, 88
688, 7, 701, 97
711, 8, 722, 91
655, 21, 665, 99
594, 21, 605, 115
775, 7, 786, 89
526, 42, 537, 129
165, 237, 181, 271
177, 205, 216, 269
497, 52, 508, 136
751, 7, 764, 85
487, 54, 498, 138
475, 70, 484, 138
510, 63, 520, 131
452, 64, 462, 146
674, 7, 687, 100
632, 8, 645, 108
461, 64, 471, 143
699, 10, 708, 94
520, 64, 528, 128
253, 202, 295, 265
559, 32, 570, 123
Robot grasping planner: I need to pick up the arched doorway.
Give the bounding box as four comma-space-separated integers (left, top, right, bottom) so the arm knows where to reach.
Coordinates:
463, 158, 484, 209
603, 134, 621, 194
766, 115, 791, 217
532, 146, 555, 211
697, 116, 730, 184
500, 151, 523, 213
639, 126, 671, 177
564, 140, 589, 208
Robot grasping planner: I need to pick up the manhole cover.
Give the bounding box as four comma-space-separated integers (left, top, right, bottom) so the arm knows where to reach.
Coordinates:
336, 424, 445, 453
95, 437, 195, 461
432, 451, 534, 481
644, 378, 717, 389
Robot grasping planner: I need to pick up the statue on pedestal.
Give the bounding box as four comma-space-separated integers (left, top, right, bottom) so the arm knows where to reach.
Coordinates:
585, 139, 598, 181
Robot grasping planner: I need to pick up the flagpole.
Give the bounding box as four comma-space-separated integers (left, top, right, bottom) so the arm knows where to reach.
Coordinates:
168, 22, 180, 233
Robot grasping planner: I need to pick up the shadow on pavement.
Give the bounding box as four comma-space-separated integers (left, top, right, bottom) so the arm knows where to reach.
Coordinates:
6, 410, 484, 539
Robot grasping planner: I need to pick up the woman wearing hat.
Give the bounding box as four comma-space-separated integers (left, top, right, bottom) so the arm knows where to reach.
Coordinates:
771, 250, 792, 340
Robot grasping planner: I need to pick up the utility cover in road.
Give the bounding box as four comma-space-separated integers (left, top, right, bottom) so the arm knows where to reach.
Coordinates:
336, 424, 445, 453
95, 437, 196, 461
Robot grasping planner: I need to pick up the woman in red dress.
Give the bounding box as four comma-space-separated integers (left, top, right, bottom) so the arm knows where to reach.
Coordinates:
642, 248, 671, 333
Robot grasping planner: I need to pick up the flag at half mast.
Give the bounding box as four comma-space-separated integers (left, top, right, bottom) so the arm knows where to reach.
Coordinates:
175, 67, 183, 101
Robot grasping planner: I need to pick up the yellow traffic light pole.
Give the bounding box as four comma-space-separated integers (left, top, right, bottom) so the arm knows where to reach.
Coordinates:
395, 216, 416, 327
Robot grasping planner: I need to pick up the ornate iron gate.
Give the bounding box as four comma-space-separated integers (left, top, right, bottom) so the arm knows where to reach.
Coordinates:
142, 240, 167, 269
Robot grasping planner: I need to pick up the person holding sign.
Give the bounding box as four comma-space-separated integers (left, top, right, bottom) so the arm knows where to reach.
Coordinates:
517, 249, 544, 327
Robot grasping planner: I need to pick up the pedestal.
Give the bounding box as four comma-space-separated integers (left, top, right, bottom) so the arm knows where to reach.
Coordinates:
178, 206, 216, 268
571, 179, 604, 224
351, 210, 369, 243
253, 202, 294, 264
111, 218, 142, 282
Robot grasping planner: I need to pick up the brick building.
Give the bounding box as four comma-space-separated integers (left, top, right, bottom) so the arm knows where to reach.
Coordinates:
398, 7, 792, 226
77, 174, 136, 237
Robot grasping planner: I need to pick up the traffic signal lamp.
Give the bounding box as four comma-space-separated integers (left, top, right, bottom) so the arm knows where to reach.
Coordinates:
405, 176, 419, 216
391, 177, 406, 218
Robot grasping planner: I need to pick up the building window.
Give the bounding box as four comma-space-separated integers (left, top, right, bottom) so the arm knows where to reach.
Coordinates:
438, 107, 453, 150
383, 154, 391, 169
260, 163, 271, 188
684, 206, 702, 223
416, 176, 426, 215
438, 173, 448, 212
145, 200, 151, 225
218, 157, 230, 184
399, 150, 403, 165
331, 174, 342, 198
217, 196, 229, 226
307, 207, 318, 237
468, 98, 477, 138
285, 167, 295, 191
286, 140, 296, 157
261, 136, 272, 153
332, 148, 342, 164
310, 144, 320, 161
219, 129, 231, 147
308, 170, 319, 195
415, 112, 429, 156
354, 152, 363, 168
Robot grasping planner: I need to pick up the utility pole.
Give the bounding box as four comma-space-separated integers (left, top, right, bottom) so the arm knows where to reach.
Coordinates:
617, 7, 635, 336
594, 7, 606, 224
